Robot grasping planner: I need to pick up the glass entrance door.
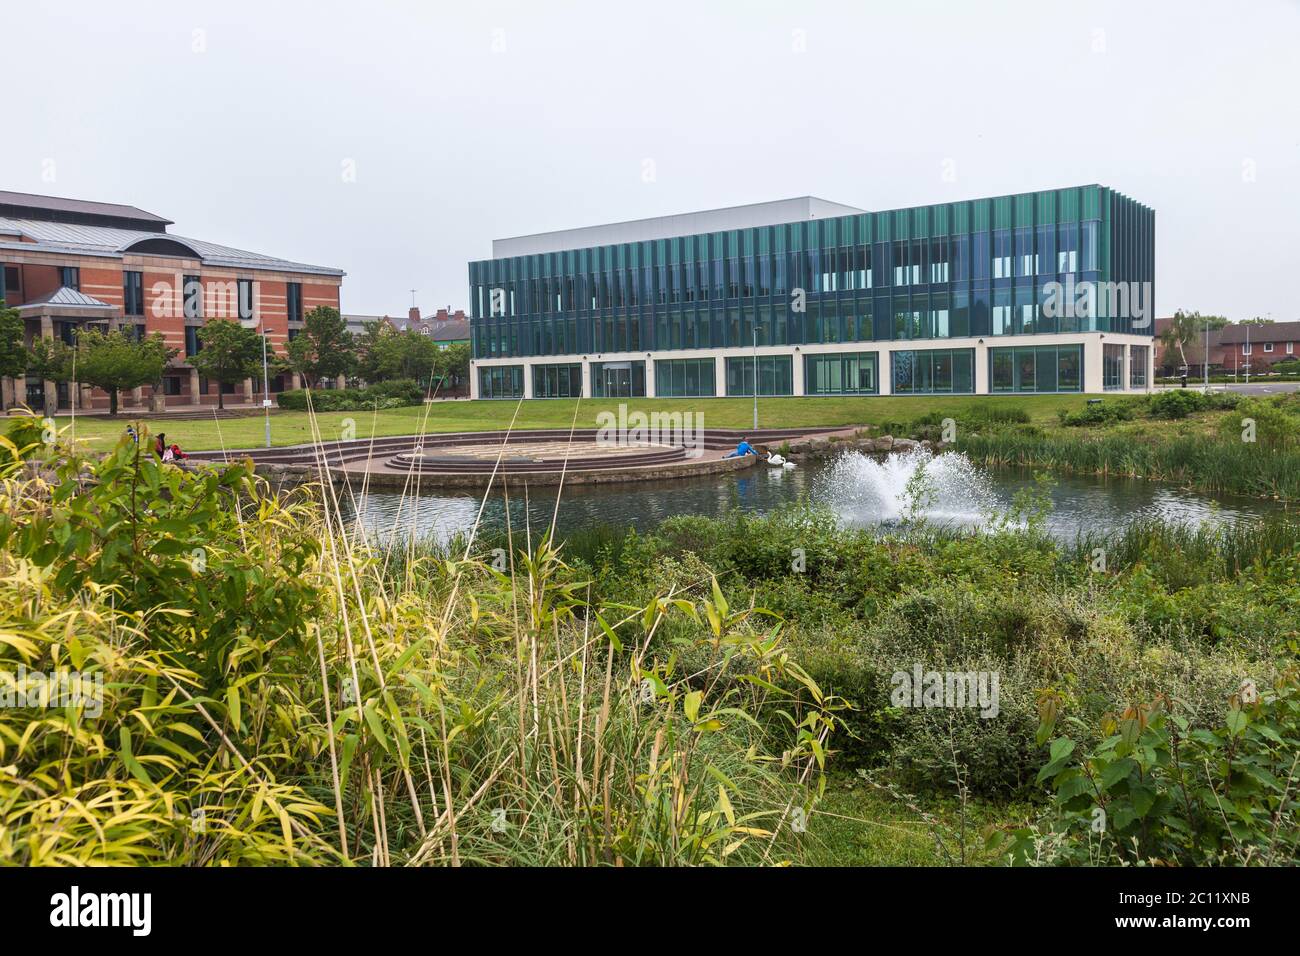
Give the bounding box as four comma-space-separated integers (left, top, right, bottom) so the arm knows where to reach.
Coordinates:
601, 363, 632, 398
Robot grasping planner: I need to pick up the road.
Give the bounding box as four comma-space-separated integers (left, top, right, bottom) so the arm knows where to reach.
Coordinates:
1156, 381, 1300, 396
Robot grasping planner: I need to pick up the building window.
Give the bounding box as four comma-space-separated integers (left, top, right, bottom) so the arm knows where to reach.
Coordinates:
185, 326, 202, 357
1103, 343, 1125, 390
1242, 344, 1251, 355
654, 358, 715, 397
1263, 342, 1274, 353
123, 271, 144, 316
591, 360, 646, 398
478, 365, 524, 399
724, 356, 792, 397
804, 352, 878, 395
989, 345, 1082, 393
163, 376, 183, 396
532, 363, 583, 399
891, 348, 974, 395
4, 265, 20, 297
60, 267, 80, 290
287, 282, 302, 323
184, 275, 203, 318
1129, 345, 1149, 388
238, 279, 254, 320
1287, 342, 1294, 354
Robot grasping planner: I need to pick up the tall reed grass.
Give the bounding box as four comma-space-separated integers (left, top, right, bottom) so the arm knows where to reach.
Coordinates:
0, 410, 837, 866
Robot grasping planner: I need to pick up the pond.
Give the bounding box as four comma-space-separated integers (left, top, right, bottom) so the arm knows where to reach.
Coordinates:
339, 447, 1285, 546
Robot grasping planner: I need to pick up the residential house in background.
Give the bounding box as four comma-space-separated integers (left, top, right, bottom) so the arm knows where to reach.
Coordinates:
344, 306, 470, 348
0, 189, 344, 412
1154, 317, 1299, 377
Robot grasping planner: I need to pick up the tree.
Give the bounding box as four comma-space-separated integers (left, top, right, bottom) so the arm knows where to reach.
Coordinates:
0, 302, 25, 411
73, 329, 174, 415
25, 337, 72, 413
434, 342, 470, 391
286, 306, 355, 388
188, 318, 264, 410
1240, 316, 1275, 326
1158, 310, 1228, 373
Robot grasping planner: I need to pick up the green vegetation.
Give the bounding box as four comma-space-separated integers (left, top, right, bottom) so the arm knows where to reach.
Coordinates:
2, 411, 1296, 866
188, 318, 267, 411
276, 379, 427, 412
69, 328, 176, 416
285, 305, 356, 388
0, 419, 835, 865
955, 391, 1300, 501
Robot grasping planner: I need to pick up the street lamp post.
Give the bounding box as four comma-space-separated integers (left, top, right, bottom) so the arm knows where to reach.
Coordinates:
1203, 317, 1210, 393
260, 322, 271, 448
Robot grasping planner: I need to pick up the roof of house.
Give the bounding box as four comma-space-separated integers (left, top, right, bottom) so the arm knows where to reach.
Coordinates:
428, 318, 470, 342
0, 216, 344, 277
0, 190, 172, 227
1217, 321, 1300, 343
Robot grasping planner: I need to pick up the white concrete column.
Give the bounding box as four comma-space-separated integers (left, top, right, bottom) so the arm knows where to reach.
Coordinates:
189, 369, 202, 406
580, 361, 590, 399
792, 350, 804, 396
973, 340, 989, 394
335, 374, 347, 390
522, 362, 534, 399
469, 363, 480, 399
242, 377, 255, 402
645, 358, 656, 398
877, 345, 892, 396
712, 356, 723, 398
1083, 337, 1105, 393
291, 373, 302, 390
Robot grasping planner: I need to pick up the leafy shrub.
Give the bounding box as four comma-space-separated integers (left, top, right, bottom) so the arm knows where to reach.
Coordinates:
1011, 674, 1300, 865
1215, 396, 1300, 448
277, 379, 423, 411
1057, 400, 1139, 427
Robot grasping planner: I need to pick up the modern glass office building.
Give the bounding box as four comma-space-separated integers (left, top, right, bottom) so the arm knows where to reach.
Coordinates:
468, 187, 1154, 398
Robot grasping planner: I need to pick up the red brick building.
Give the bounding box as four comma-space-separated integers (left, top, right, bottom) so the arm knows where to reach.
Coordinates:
1155, 316, 1299, 377
0, 190, 344, 412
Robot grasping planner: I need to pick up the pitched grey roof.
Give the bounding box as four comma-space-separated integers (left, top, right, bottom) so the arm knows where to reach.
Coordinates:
1218, 321, 1300, 343
0, 216, 344, 277
0, 190, 171, 225
430, 319, 470, 341
17, 286, 115, 309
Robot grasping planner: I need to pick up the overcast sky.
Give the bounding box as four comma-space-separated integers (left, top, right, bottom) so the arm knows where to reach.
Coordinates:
4, 1, 1297, 320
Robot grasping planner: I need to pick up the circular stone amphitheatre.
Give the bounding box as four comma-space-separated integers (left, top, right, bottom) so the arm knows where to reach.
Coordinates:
189, 426, 856, 488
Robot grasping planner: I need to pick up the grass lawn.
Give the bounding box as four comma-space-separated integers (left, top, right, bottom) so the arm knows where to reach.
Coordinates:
803, 775, 1032, 866
52, 393, 1093, 452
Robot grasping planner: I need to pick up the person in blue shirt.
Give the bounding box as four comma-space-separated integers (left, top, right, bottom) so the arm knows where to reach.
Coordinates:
725, 437, 759, 458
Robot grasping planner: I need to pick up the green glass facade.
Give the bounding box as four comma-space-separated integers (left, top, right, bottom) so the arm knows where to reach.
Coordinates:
725, 356, 793, 396
532, 362, 583, 398
892, 348, 974, 394
804, 352, 879, 395
469, 185, 1154, 362
654, 358, 716, 397
989, 344, 1082, 393
479, 364, 524, 399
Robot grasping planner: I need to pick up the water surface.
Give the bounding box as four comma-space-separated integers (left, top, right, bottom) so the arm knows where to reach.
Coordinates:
341, 448, 1284, 546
